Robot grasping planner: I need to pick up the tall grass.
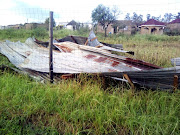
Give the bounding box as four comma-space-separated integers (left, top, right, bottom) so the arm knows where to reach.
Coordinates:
0, 72, 179, 134
0, 28, 48, 42
100, 34, 180, 67
0, 29, 180, 134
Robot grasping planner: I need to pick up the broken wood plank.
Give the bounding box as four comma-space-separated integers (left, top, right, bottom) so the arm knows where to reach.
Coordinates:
173, 75, 178, 92
123, 74, 135, 90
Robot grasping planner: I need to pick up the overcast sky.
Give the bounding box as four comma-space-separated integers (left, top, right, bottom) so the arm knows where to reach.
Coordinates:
0, 0, 179, 26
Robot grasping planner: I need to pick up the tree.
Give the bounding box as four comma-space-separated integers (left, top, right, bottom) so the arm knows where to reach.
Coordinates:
162, 13, 174, 23
146, 14, 151, 21
131, 12, 143, 26
152, 15, 162, 21
91, 4, 118, 37
45, 18, 56, 28
175, 12, 180, 19
125, 13, 131, 20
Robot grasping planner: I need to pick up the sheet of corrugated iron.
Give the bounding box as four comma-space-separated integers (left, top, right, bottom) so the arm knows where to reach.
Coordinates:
171, 58, 180, 66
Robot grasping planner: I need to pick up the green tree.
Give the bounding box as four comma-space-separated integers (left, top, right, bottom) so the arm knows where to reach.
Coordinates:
146, 14, 151, 21
175, 12, 180, 19
162, 13, 174, 23
152, 15, 162, 21
91, 4, 118, 37
131, 12, 143, 26
45, 18, 56, 28
125, 13, 131, 20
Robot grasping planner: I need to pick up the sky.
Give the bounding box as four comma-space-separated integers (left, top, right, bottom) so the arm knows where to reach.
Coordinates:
0, 0, 180, 26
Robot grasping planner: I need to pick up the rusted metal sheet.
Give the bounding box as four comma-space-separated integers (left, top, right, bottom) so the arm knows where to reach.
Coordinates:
37, 31, 124, 53
100, 66, 180, 90
0, 37, 161, 74
1, 36, 179, 90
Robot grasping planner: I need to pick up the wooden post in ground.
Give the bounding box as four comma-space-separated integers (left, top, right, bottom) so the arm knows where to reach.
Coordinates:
173, 75, 178, 92
49, 11, 53, 83
123, 74, 135, 92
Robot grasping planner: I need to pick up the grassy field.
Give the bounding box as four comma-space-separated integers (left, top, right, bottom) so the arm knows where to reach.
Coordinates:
0, 28, 180, 134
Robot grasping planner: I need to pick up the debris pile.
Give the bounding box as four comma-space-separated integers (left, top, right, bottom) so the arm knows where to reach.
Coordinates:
0, 31, 179, 90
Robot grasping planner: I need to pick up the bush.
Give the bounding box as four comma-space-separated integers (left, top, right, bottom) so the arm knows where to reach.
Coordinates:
31, 27, 48, 38
0, 28, 48, 41
164, 27, 180, 36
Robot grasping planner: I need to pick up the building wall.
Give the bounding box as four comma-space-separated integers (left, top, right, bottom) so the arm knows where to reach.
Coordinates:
66, 25, 73, 30
97, 23, 134, 35
97, 24, 114, 34
167, 23, 180, 31
25, 23, 47, 30
140, 26, 164, 35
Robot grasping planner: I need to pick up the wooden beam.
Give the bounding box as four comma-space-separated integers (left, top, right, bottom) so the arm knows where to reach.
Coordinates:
85, 39, 88, 45
49, 11, 54, 83
61, 74, 78, 79
123, 74, 135, 90
173, 75, 178, 92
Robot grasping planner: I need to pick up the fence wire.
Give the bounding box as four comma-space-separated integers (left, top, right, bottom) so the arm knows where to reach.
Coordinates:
0, 7, 179, 90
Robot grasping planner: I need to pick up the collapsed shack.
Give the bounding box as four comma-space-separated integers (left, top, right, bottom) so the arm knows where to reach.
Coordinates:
0, 31, 179, 91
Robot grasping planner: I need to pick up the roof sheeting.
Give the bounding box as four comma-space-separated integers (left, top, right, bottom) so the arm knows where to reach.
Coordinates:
140, 19, 165, 26
169, 18, 180, 24
101, 66, 180, 90
171, 58, 180, 66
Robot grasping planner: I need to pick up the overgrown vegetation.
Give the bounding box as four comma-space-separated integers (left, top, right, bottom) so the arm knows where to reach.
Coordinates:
0, 29, 180, 134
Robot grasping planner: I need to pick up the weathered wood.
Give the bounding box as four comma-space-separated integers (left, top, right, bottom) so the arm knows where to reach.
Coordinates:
123, 74, 135, 90
90, 37, 97, 42
85, 39, 88, 45
173, 75, 178, 92
61, 74, 77, 79
49, 11, 53, 83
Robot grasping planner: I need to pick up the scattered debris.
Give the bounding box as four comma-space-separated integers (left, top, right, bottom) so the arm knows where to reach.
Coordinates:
0, 31, 179, 90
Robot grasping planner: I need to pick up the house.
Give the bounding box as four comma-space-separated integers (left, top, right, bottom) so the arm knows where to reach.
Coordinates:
0, 25, 5, 29
66, 20, 78, 30
167, 19, 180, 31
139, 19, 165, 35
24, 23, 47, 30
57, 22, 68, 29
113, 20, 136, 35
97, 20, 135, 35
82, 23, 93, 30
7, 24, 23, 29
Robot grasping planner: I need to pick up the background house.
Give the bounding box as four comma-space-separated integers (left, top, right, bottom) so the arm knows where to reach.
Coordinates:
164, 18, 180, 35
24, 23, 47, 30
167, 19, 180, 31
97, 20, 136, 35
0, 25, 5, 29
139, 19, 165, 35
66, 20, 78, 30
7, 24, 23, 29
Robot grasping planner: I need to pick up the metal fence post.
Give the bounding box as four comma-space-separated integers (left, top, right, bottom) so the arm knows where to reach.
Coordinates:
49, 11, 53, 83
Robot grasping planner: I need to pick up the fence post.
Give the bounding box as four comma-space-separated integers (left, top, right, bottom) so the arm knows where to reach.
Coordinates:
49, 11, 53, 83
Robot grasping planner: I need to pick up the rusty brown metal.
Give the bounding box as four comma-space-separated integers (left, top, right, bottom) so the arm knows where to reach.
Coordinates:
173, 75, 178, 92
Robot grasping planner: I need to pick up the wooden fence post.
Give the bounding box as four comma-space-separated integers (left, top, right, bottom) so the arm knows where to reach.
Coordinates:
173, 75, 178, 92
49, 11, 53, 83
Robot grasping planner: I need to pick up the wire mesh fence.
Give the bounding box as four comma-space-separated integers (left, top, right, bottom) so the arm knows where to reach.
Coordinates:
0, 6, 179, 90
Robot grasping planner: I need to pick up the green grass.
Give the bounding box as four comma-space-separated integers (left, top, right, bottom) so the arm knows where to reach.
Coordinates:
0, 29, 180, 134
0, 72, 179, 134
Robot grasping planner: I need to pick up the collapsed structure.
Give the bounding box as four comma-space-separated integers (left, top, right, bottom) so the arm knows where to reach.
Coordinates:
0, 31, 179, 90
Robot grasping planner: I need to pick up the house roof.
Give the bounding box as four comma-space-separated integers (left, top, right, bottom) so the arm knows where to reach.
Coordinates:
140, 19, 165, 26
114, 20, 133, 26
169, 19, 180, 24
67, 20, 77, 25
